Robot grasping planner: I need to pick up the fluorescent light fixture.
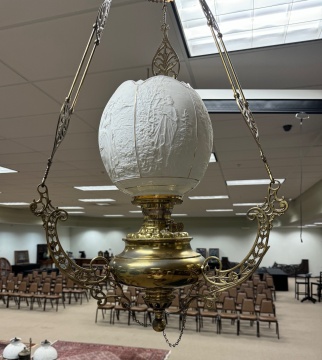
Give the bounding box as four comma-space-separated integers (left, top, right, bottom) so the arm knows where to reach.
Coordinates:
74, 185, 118, 191
314, 222, 322, 225
235, 213, 247, 216
174, 0, 322, 57
206, 209, 233, 212
227, 179, 285, 186
0, 202, 29, 206
78, 198, 115, 202
189, 195, 228, 200
129, 211, 142, 213
104, 214, 124, 217
209, 153, 217, 163
96, 203, 111, 206
68, 211, 85, 214
60, 206, 84, 210
0, 166, 17, 174
172, 214, 188, 217
233, 203, 261, 206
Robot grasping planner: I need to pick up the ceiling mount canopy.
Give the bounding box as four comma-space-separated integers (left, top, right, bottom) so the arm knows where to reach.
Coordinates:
30, 0, 288, 347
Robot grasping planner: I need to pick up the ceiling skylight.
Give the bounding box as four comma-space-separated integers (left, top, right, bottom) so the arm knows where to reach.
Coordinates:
174, 0, 322, 57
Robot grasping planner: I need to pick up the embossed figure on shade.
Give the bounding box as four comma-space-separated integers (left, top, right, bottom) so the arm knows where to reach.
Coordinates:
150, 94, 178, 170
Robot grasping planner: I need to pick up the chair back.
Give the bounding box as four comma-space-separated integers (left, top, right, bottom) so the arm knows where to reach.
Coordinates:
236, 292, 247, 305
41, 282, 51, 294
255, 293, 267, 305
18, 281, 27, 292
244, 287, 254, 299
6, 281, 15, 292
228, 287, 237, 298
262, 288, 273, 300
241, 298, 255, 313
259, 299, 274, 315
222, 297, 236, 312
28, 282, 38, 293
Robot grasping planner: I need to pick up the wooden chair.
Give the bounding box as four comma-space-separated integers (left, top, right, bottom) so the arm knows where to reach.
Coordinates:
22, 282, 41, 310
113, 291, 131, 325
95, 292, 115, 324
237, 298, 257, 336
43, 283, 65, 311
129, 292, 148, 327
218, 297, 238, 334
182, 298, 200, 332
215, 290, 229, 311
165, 293, 181, 328
199, 301, 219, 333
235, 291, 247, 313
265, 276, 276, 300
254, 293, 267, 313
257, 299, 279, 339
1, 281, 16, 308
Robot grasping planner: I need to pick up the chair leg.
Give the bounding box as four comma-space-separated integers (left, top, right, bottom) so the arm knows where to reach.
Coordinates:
276, 322, 280, 339
256, 320, 260, 337
95, 308, 99, 323
237, 319, 240, 335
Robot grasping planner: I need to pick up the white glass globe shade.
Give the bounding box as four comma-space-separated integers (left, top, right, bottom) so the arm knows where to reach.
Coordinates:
99, 75, 213, 197
3, 338, 25, 360
33, 340, 57, 360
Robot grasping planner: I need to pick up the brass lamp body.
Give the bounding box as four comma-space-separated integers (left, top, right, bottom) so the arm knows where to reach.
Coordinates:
110, 195, 204, 330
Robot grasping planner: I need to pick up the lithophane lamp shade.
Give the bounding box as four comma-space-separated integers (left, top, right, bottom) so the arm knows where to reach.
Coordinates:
99, 75, 213, 196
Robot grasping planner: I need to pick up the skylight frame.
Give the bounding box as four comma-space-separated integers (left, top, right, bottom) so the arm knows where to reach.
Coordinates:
173, 0, 322, 57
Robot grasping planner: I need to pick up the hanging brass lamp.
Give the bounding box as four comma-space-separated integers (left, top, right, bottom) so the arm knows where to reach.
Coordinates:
31, 0, 288, 346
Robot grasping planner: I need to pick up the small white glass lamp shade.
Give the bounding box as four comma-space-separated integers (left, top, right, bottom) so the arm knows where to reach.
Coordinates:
99, 75, 213, 197
3, 338, 25, 360
33, 340, 57, 360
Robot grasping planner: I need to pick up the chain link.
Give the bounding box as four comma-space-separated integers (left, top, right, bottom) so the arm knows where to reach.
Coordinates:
162, 311, 187, 348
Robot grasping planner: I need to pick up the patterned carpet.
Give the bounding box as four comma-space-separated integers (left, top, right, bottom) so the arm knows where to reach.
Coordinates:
0, 340, 171, 360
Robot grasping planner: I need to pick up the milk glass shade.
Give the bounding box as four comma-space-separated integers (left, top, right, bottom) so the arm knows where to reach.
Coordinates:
99, 75, 213, 197
2, 338, 25, 360
33, 340, 57, 360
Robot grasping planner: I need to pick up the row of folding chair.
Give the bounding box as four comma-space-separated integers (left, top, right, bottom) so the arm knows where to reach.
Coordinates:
95, 286, 279, 339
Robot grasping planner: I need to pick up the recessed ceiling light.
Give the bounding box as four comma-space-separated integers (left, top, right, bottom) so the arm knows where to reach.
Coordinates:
227, 179, 285, 186
233, 203, 261, 207
0, 166, 17, 174
209, 153, 217, 163
60, 206, 84, 210
189, 195, 228, 200
206, 209, 233, 212
78, 198, 115, 202
104, 214, 124, 217
74, 185, 118, 191
0, 202, 29, 206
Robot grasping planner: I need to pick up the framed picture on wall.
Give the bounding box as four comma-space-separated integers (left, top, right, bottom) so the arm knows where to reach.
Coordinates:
209, 248, 219, 259
196, 248, 207, 259
14, 250, 30, 265
208, 248, 220, 269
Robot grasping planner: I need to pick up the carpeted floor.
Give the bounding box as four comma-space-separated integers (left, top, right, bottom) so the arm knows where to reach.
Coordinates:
0, 278, 321, 360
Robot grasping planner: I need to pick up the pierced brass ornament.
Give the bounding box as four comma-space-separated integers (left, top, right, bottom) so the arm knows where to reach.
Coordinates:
152, 1, 180, 78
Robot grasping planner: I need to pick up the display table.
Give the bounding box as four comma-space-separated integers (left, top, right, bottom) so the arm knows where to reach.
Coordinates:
266, 268, 289, 291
